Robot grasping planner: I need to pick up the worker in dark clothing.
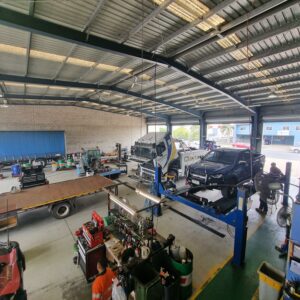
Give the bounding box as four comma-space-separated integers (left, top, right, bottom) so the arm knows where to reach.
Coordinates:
256, 176, 270, 215
269, 162, 284, 177
256, 162, 284, 215
92, 259, 115, 300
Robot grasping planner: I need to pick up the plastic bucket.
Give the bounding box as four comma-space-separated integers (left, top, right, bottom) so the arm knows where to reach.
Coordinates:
22, 162, 31, 168
257, 261, 284, 300
58, 160, 66, 168
66, 159, 73, 167
51, 162, 58, 172
76, 164, 84, 176
11, 164, 21, 177
171, 248, 193, 299
132, 262, 162, 300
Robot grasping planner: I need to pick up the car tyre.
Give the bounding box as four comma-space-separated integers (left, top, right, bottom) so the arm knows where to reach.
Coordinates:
51, 202, 71, 219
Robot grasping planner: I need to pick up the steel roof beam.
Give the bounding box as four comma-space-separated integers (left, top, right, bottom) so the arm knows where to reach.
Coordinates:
110, 86, 202, 117
247, 92, 300, 102
211, 56, 300, 83
164, 59, 254, 113
174, 94, 226, 104
249, 97, 300, 106
24, 0, 35, 77
98, 59, 138, 84
52, 0, 107, 80
5, 102, 140, 116
148, 0, 235, 53
144, 82, 205, 98
201, 40, 300, 75
239, 86, 300, 99
171, 0, 293, 58
119, 0, 174, 43
233, 77, 300, 92
0, 7, 254, 114
223, 67, 300, 89
4, 93, 168, 119
190, 19, 300, 68
110, 64, 155, 86
0, 74, 200, 117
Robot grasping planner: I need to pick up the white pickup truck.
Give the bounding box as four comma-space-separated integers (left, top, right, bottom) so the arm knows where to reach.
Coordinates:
130, 132, 207, 181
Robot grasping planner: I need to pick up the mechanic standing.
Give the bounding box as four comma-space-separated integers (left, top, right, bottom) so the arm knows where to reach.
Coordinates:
92, 259, 115, 300
256, 162, 284, 215
256, 179, 269, 215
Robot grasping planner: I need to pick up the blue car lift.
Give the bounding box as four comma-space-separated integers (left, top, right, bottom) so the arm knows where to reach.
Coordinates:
153, 167, 248, 267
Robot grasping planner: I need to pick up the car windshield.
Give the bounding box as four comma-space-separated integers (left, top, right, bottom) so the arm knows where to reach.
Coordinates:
204, 150, 236, 164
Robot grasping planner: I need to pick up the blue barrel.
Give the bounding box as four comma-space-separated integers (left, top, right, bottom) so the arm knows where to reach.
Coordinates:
76, 164, 84, 176
11, 164, 21, 177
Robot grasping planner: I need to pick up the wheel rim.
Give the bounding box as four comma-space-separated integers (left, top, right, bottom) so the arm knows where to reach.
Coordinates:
57, 205, 69, 217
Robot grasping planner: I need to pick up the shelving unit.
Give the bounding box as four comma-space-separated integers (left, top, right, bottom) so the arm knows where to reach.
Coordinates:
284, 202, 300, 299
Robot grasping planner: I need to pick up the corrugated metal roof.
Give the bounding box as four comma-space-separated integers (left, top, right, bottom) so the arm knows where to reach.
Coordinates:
0, 0, 299, 118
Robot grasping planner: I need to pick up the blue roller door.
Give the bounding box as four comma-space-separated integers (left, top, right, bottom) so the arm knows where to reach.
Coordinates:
0, 131, 65, 161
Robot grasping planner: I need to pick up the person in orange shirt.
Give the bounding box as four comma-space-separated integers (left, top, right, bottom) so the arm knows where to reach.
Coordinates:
92, 259, 115, 300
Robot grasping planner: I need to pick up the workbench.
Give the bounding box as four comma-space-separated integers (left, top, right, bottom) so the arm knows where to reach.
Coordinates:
104, 223, 167, 266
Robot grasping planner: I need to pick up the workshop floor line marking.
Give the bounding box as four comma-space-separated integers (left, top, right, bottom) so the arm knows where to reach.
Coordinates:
190, 254, 232, 300
190, 215, 265, 299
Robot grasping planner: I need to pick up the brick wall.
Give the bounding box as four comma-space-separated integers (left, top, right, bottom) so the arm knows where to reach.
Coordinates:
0, 105, 146, 153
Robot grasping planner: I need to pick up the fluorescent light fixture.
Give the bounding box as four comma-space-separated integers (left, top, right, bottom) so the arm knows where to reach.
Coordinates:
109, 194, 136, 216
135, 188, 162, 204
1, 100, 8, 108
268, 93, 277, 99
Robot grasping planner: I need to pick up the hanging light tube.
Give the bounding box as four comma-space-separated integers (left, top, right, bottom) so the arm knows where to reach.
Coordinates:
135, 188, 162, 204
109, 194, 136, 216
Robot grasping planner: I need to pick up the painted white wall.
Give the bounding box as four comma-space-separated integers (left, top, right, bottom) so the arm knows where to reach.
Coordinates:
0, 105, 146, 153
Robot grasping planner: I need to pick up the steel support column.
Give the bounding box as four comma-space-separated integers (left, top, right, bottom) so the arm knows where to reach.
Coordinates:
283, 162, 292, 206
166, 118, 172, 134
251, 110, 262, 153
200, 116, 207, 149
232, 188, 248, 266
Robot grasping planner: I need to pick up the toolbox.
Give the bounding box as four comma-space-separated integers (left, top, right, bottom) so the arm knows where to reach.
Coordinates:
82, 211, 104, 248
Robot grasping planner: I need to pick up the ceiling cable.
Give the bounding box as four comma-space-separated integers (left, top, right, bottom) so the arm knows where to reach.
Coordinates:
140, 0, 145, 138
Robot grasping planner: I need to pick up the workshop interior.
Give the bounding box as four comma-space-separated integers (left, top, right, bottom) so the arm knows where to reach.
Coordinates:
0, 0, 300, 299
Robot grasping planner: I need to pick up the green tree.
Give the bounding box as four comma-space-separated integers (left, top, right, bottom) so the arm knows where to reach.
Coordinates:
189, 125, 200, 141
159, 126, 167, 132
173, 127, 189, 140
220, 125, 234, 137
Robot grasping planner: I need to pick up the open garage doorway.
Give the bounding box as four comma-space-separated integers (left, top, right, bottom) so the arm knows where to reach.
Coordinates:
261, 122, 300, 179
207, 123, 251, 149
171, 125, 200, 149
147, 125, 167, 133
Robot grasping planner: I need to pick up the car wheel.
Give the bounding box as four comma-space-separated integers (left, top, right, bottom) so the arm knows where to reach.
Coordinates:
51, 202, 71, 219
294, 149, 300, 153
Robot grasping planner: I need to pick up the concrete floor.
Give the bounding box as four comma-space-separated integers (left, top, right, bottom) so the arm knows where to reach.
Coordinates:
0, 163, 294, 300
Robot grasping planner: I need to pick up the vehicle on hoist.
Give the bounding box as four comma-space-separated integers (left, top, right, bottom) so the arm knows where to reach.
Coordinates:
187, 148, 265, 198
130, 132, 208, 182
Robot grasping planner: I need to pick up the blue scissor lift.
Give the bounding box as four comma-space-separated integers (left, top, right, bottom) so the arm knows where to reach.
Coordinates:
153, 167, 249, 267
